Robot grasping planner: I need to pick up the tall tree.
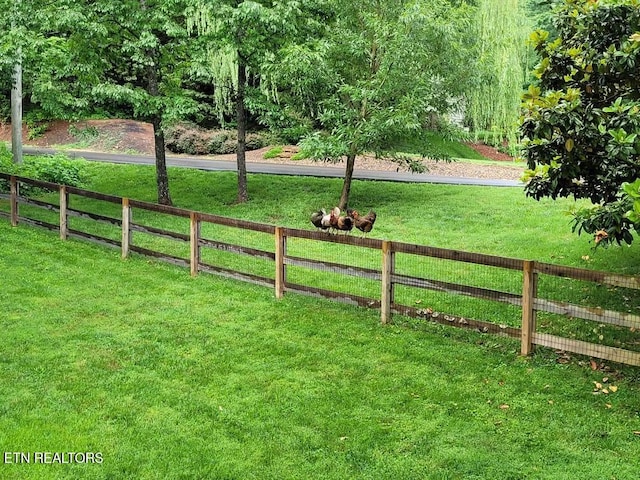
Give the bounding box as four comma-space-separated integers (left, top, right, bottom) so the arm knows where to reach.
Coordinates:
267, 0, 475, 209
466, 0, 530, 146
188, 0, 329, 203
520, 0, 640, 246
1, 0, 108, 138
73, 0, 202, 205
0, 0, 32, 163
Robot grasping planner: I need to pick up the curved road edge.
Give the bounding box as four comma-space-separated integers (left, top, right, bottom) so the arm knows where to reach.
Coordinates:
23, 147, 524, 187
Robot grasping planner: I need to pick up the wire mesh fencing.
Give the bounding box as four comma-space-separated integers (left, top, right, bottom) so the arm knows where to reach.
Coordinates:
3, 171, 640, 367
281, 228, 383, 308
531, 262, 640, 365
391, 248, 523, 338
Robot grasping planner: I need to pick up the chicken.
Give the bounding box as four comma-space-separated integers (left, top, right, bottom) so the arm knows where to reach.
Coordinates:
328, 207, 340, 229
326, 207, 353, 233
310, 207, 339, 232
335, 215, 353, 233
310, 209, 330, 231
347, 209, 377, 236
594, 229, 608, 244
311, 207, 352, 234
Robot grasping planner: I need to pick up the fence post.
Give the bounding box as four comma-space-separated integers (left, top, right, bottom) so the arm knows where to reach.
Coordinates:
275, 226, 286, 299
190, 212, 201, 277
521, 260, 538, 356
10, 176, 18, 227
121, 197, 131, 259
59, 185, 68, 240
381, 240, 394, 325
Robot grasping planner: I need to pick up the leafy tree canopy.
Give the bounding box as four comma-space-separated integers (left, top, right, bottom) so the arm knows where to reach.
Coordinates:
264, 0, 475, 208
520, 0, 640, 246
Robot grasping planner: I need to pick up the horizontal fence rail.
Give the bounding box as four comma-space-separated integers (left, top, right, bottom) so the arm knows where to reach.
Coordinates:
2, 172, 639, 367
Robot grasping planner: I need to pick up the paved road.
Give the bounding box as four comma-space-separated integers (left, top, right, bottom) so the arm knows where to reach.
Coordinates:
24, 147, 523, 187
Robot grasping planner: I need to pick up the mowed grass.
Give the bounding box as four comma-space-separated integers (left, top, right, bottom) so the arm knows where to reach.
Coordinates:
3, 223, 640, 480
2, 161, 640, 479
71, 161, 640, 274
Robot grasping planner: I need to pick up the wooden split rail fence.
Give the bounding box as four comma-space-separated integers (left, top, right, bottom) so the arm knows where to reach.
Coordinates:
2, 173, 640, 367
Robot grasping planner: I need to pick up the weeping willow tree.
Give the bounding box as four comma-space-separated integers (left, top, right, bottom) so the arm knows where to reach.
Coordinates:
466, 0, 531, 147
187, 0, 324, 203
197, 46, 238, 125
187, 3, 249, 202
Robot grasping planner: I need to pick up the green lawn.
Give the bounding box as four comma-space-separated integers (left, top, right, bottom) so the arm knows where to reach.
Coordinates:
69, 161, 639, 272
2, 161, 640, 479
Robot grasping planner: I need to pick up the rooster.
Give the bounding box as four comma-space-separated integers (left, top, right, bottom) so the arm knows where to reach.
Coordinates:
326, 207, 352, 234
334, 214, 353, 233
347, 209, 377, 236
311, 207, 341, 232
310, 209, 331, 231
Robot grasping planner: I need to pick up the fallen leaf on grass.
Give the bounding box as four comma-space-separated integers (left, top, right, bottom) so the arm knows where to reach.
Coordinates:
499, 404, 510, 410
592, 379, 619, 395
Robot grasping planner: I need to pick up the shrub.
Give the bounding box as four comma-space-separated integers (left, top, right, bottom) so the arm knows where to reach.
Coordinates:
164, 122, 268, 155
263, 146, 283, 159
220, 138, 237, 154
0, 149, 87, 196
165, 123, 202, 154
207, 131, 229, 154
31, 154, 87, 186
245, 132, 267, 151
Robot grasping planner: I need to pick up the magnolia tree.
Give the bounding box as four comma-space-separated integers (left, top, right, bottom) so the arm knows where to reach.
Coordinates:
520, 0, 640, 246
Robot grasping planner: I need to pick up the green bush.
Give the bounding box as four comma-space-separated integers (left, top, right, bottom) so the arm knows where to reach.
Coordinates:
245, 132, 267, 151
0, 148, 87, 196
220, 138, 237, 154
31, 154, 87, 186
275, 123, 314, 145
206, 131, 229, 154
165, 123, 268, 155
263, 146, 284, 159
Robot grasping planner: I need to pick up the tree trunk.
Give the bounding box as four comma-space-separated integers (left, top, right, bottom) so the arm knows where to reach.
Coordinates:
235, 53, 248, 204
338, 153, 356, 210
152, 117, 172, 206
143, 36, 171, 206
11, 58, 22, 164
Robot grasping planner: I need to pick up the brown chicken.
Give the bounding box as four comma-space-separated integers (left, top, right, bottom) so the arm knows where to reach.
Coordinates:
335, 215, 353, 233
347, 209, 377, 236
327, 207, 353, 234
